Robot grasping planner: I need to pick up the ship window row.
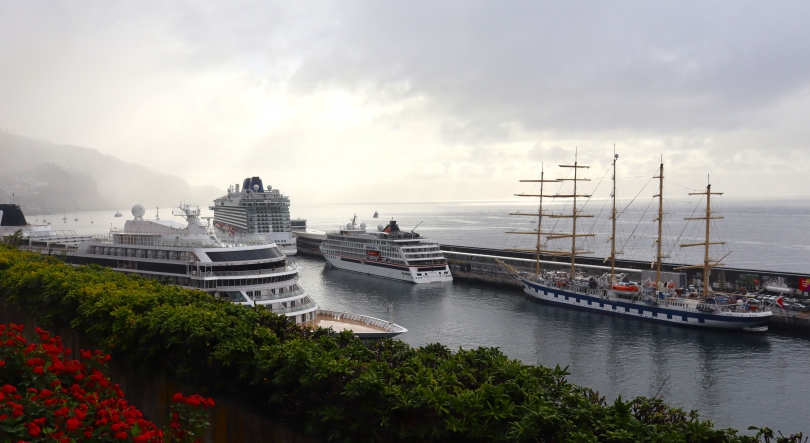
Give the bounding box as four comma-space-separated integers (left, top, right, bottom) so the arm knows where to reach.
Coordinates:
322, 247, 406, 264
89, 246, 199, 262
325, 244, 403, 258
191, 273, 296, 288
404, 252, 444, 259
245, 284, 299, 298
207, 248, 284, 262
401, 246, 440, 252
262, 296, 312, 310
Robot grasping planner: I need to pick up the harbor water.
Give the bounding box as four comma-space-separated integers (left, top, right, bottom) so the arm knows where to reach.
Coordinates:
29, 199, 810, 433
296, 255, 808, 434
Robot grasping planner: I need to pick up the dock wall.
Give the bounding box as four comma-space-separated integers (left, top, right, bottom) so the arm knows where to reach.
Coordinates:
0, 301, 318, 443
292, 239, 810, 332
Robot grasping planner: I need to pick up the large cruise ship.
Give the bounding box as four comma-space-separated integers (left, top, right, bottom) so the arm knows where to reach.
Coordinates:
320, 216, 452, 283
209, 176, 297, 255
7, 204, 406, 337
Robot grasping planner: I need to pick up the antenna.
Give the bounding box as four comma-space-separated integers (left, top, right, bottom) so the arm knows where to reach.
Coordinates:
411, 221, 423, 232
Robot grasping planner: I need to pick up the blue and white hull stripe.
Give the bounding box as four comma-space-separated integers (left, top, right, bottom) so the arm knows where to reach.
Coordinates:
520, 279, 771, 329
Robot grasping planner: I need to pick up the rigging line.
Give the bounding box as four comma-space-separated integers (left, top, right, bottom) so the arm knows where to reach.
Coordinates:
619, 195, 655, 254
585, 166, 613, 233
666, 194, 705, 259
580, 163, 611, 212
614, 164, 658, 254
617, 175, 654, 218
546, 167, 574, 236
668, 169, 707, 188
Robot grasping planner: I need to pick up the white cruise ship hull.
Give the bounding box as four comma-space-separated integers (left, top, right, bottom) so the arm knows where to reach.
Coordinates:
519, 278, 771, 329
324, 254, 452, 284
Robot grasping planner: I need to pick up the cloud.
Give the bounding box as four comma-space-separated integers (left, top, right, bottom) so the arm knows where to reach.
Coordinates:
0, 1, 808, 202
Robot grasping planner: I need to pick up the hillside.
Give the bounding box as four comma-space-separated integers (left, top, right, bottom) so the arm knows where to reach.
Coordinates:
0, 131, 221, 213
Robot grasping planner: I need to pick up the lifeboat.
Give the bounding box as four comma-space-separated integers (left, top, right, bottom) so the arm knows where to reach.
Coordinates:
611, 284, 640, 295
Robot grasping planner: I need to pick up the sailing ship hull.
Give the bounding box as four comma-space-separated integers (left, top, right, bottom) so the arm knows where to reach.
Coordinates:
519, 278, 771, 329
323, 254, 452, 284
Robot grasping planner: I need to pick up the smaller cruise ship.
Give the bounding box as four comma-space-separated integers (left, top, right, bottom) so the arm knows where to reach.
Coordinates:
320, 216, 452, 283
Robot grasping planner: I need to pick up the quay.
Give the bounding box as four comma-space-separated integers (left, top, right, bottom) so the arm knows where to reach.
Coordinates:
295, 241, 810, 331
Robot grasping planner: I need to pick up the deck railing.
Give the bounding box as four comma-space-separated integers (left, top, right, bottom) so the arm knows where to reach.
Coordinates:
90, 235, 273, 249
317, 310, 407, 333
251, 288, 306, 302
274, 301, 317, 314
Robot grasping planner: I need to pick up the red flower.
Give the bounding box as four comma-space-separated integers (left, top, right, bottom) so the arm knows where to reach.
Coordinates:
27, 423, 41, 437
172, 393, 184, 402
66, 418, 81, 431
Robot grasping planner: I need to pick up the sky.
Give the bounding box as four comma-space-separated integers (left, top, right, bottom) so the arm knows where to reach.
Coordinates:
1, 1, 809, 203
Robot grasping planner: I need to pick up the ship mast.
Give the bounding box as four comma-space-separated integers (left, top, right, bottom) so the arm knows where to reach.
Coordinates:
609, 150, 618, 282
551, 150, 594, 276
534, 167, 546, 275
507, 164, 564, 273
653, 158, 665, 285
676, 180, 727, 296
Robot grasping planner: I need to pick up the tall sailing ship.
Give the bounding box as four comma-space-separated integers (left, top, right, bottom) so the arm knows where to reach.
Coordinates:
209, 176, 297, 255
320, 216, 453, 283
498, 152, 772, 330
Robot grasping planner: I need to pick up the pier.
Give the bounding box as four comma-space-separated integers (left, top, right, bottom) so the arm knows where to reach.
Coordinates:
295, 242, 810, 331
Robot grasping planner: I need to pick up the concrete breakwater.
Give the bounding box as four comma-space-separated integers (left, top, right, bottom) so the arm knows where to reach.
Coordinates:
296, 243, 810, 330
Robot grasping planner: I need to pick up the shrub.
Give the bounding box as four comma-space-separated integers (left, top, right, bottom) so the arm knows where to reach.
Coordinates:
0, 246, 804, 442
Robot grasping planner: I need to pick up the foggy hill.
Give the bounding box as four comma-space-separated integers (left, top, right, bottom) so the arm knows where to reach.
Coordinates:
0, 131, 221, 212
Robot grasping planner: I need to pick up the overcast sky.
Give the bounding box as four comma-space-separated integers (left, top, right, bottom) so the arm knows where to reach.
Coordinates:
1, 1, 809, 203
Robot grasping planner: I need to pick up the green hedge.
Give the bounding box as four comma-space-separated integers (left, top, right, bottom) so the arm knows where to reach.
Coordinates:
0, 246, 801, 442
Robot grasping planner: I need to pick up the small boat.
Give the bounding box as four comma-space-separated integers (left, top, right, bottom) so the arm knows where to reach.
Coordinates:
62, 211, 67, 223
90, 215, 94, 224
74, 210, 78, 222
114, 210, 122, 217
373, 211, 379, 218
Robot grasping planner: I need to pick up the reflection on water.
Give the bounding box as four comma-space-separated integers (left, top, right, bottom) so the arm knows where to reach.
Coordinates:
293, 255, 807, 435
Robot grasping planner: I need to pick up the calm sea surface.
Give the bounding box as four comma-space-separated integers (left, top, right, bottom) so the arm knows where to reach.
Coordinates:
30, 199, 810, 433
